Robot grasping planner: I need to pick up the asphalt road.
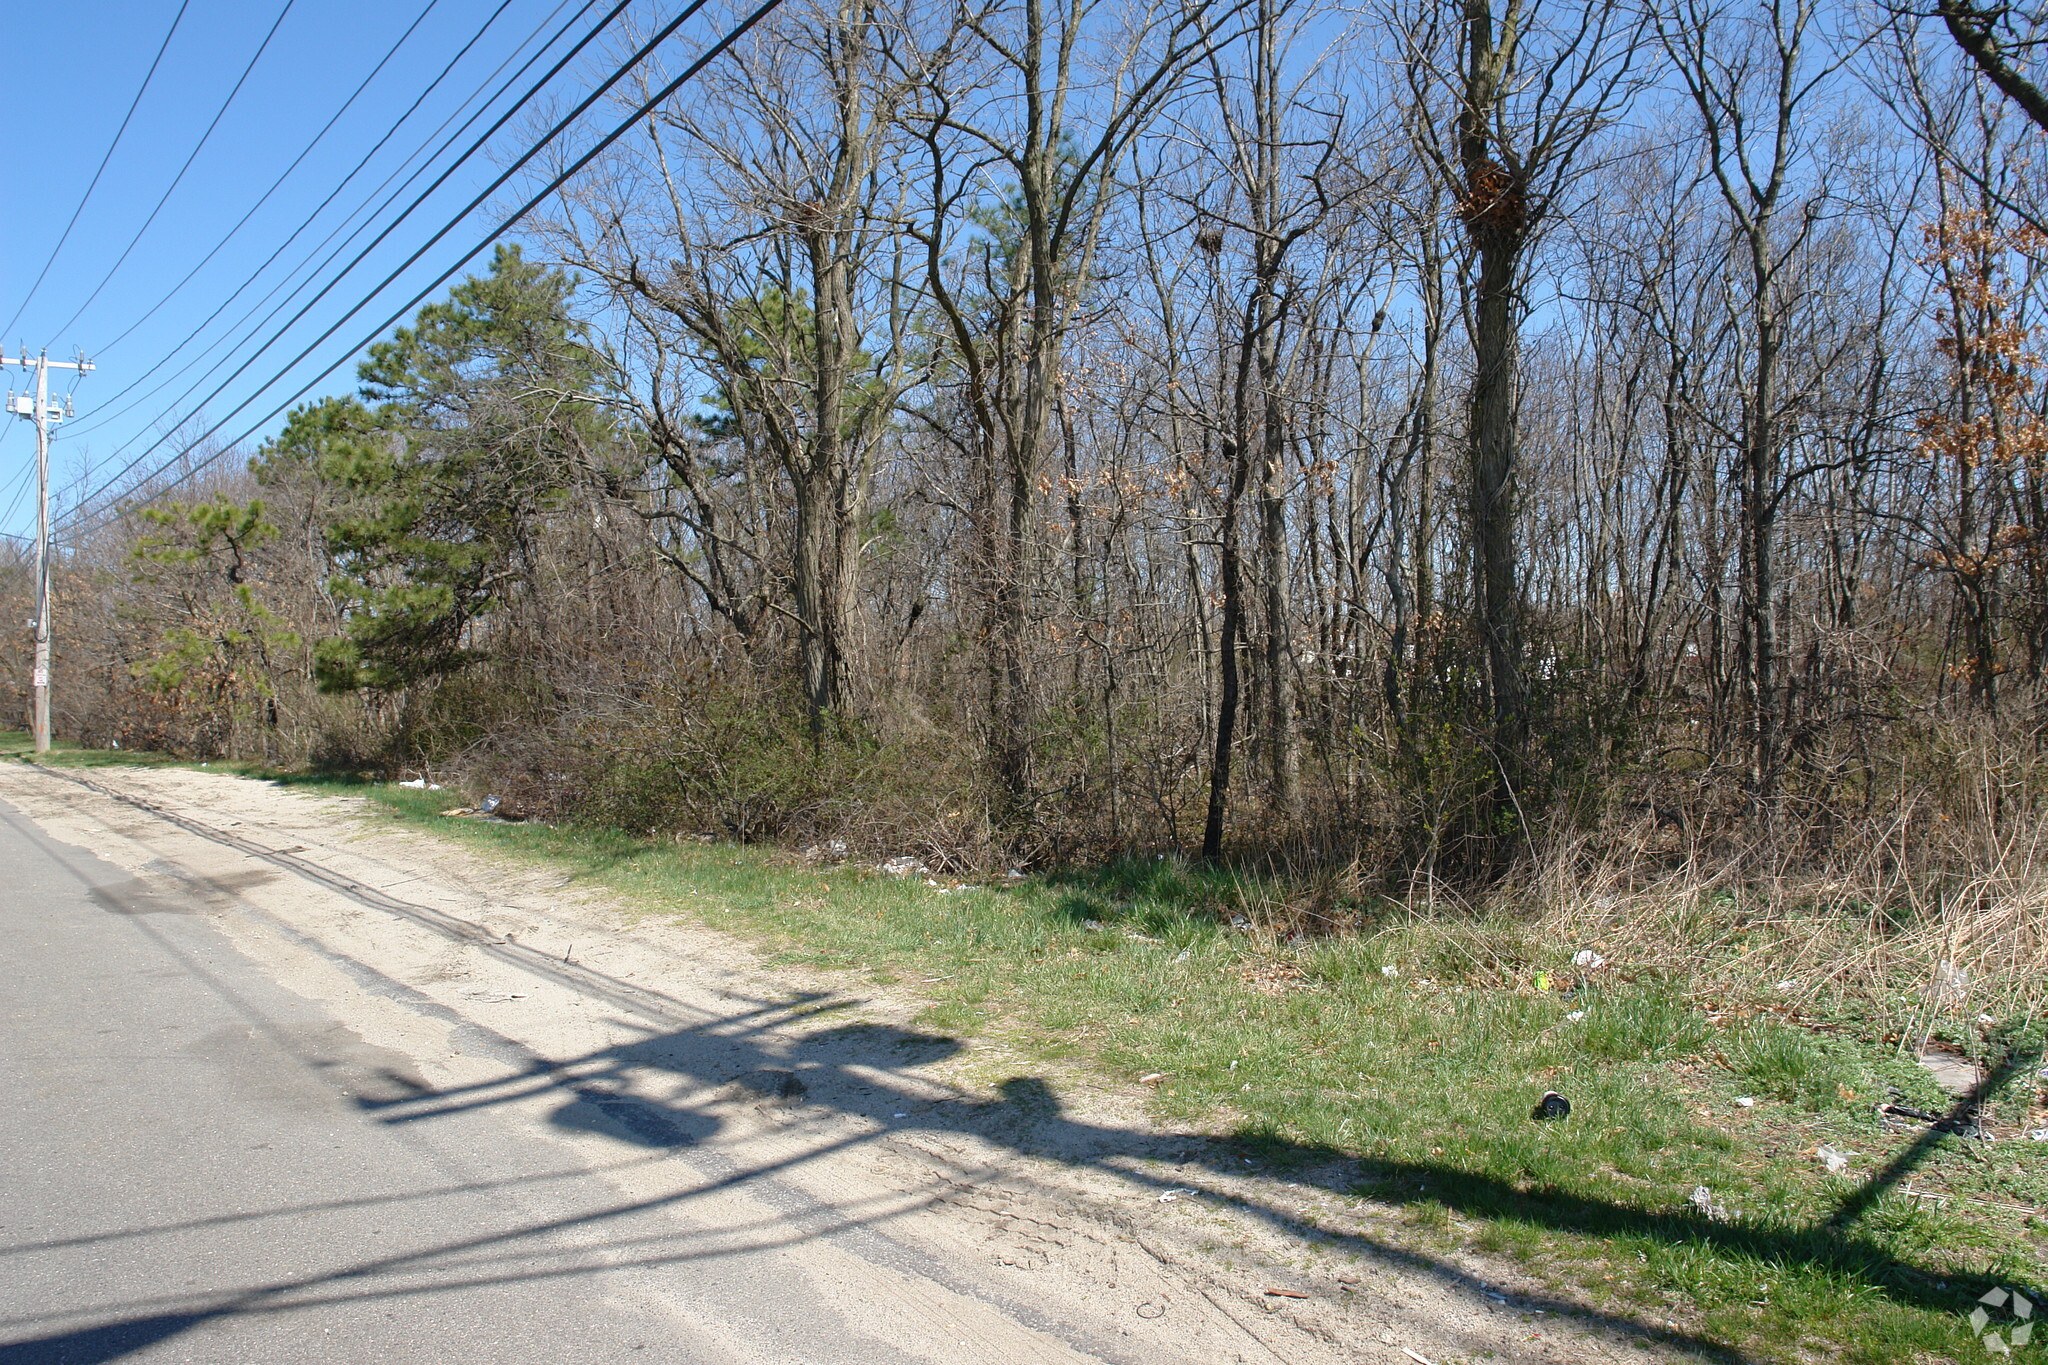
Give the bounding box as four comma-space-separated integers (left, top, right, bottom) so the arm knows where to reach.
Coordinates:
0, 793, 955, 1364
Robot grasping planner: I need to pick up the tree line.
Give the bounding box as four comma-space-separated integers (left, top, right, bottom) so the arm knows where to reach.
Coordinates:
16, 0, 2048, 900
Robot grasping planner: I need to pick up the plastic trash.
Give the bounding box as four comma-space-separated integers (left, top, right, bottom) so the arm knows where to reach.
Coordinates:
1572, 950, 1606, 969
479, 795, 502, 814
1689, 1185, 1729, 1222
1816, 1144, 1853, 1174
1933, 960, 1970, 1006
879, 855, 925, 876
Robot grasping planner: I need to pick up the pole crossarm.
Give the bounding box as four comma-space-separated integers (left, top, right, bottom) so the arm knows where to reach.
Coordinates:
0, 353, 93, 368
2, 350, 93, 753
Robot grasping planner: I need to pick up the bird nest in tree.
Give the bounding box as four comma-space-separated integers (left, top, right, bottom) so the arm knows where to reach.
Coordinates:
1459, 159, 1529, 242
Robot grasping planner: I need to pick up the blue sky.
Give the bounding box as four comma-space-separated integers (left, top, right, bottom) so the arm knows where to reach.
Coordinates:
0, 0, 611, 544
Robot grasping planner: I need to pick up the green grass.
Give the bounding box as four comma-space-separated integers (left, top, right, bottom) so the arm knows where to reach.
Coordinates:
10, 734, 2047, 1361
0, 729, 184, 768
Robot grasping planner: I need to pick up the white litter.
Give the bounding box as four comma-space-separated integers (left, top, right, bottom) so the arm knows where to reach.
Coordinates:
1736, 1097, 1756, 1108
1816, 1145, 1854, 1174
1572, 950, 1606, 969
397, 778, 443, 790
879, 856, 926, 876
1380, 965, 1400, 978
1566, 1010, 1586, 1021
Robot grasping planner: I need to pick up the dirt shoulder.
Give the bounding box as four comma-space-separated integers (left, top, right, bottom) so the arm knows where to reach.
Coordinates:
0, 760, 1713, 1364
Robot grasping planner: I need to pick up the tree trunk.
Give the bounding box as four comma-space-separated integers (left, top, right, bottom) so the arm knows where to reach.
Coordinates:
1456, 0, 1532, 827
1740, 324, 1779, 799
1204, 435, 1252, 861
1467, 237, 1526, 772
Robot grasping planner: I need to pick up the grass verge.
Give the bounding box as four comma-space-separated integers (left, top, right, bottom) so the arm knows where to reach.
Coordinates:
8, 733, 2046, 1362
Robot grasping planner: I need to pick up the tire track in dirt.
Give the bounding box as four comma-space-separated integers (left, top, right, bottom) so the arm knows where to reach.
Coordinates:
0, 761, 1706, 1364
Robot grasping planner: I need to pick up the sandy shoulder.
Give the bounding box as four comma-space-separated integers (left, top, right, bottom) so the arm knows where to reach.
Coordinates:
0, 760, 1665, 1365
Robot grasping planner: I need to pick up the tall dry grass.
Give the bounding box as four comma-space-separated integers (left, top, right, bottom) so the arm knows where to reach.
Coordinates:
1405, 716, 2048, 1040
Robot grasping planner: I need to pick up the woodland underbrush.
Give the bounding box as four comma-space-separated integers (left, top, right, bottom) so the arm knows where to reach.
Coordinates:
41, 698, 2048, 1043
418, 675, 2048, 1027
28, 614, 2048, 1024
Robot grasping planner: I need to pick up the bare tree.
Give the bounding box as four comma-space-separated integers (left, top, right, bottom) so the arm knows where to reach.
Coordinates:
908, 0, 1249, 820
1401, 0, 1641, 828
1933, 0, 2048, 134
1657, 0, 1860, 802
546, 0, 939, 730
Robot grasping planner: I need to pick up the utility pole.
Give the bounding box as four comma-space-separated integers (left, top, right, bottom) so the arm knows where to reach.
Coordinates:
3, 349, 92, 754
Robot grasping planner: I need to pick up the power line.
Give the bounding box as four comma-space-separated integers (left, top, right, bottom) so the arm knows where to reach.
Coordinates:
79, 0, 452, 364
0, 0, 193, 337
59, 0, 611, 465
74, 0, 709, 510
61, 0, 592, 451
0, 468, 30, 534
72, 0, 789, 531
0, 433, 26, 536
41, 0, 300, 347
52, 23, 628, 536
